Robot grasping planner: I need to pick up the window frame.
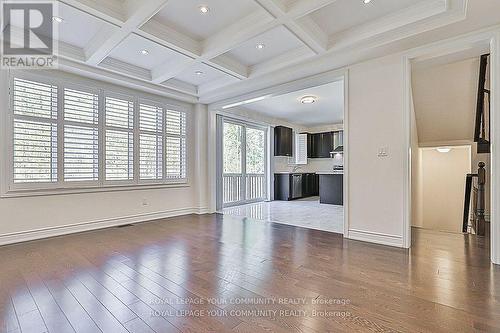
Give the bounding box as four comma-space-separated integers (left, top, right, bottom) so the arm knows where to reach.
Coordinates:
3, 71, 190, 197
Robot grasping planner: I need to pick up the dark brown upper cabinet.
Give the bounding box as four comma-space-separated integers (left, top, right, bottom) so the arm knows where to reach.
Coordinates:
315, 132, 334, 158
306, 133, 316, 158
274, 126, 293, 156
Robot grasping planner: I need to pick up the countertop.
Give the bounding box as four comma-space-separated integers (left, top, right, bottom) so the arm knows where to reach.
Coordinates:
275, 172, 344, 175
317, 172, 344, 175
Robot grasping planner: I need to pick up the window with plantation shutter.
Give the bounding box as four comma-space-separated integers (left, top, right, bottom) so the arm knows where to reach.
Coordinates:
105, 96, 134, 181
8, 74, 190, 194
139, 102, 163, 180
63, 87, 99, 182
165, 109, 187, 180
12, 78, 58, 183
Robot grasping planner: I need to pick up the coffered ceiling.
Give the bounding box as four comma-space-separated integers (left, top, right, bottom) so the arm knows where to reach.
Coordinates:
2, 0, 474, 103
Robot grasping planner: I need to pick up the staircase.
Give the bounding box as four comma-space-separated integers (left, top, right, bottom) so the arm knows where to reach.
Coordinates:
475, 54, 491, 153
463, 162, 487, 235
462, 54, 491, 236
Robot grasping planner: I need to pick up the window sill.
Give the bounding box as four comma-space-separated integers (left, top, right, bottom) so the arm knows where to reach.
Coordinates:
1, 181, 190, 198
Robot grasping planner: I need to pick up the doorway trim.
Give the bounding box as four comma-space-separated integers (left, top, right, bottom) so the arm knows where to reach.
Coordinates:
207, 68, 349, 236
402, 27, 500, 264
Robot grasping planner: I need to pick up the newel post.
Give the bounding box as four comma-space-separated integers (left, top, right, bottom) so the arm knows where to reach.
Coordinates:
477, 162, 486, 236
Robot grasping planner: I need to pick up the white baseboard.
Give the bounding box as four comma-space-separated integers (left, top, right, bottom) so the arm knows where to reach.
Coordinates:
0, 207, 209, 246
348, 229, 404, 248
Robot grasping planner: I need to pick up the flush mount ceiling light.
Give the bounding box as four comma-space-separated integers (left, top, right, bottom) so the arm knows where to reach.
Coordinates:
436, 147, 452, 153
300, 96, 317, 104
363, 0, 372, 4
140, 49, 149, 55
199, 5, 210, 14
52, 16, 64, 23
256, 43, 265, 50
195, 71, 204, 75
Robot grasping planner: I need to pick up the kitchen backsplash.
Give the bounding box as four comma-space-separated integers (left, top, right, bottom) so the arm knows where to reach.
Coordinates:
274, 155, 343, 173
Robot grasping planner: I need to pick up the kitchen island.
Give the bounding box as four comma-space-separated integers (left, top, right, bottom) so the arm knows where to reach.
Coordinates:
317, 172, 343, 205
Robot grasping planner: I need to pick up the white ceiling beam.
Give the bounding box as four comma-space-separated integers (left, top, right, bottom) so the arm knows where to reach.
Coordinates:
59, 0, 125, 25
151, 58, 199, 83
209, 55, 248, 80
85, 0, 170, 65
58, 58, 198, 103
287, 0, 339, 19
250, 45, 314, 76
160, 79, 198, 96
253, 0, 328, 54
202, 10, 276, 59
139, 19, 201, 57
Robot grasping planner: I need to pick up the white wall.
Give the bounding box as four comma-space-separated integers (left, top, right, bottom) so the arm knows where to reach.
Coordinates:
347, 54, 407, 247
412, 58, 479, 144
418, 146, 471, 233
411, 92, 424, 228
0, 70, 208, 244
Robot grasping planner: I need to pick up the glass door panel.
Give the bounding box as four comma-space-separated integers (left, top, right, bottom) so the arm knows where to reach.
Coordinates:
246, 127, 266, 201
221, 120, 267, 207
223, 122, 243, 205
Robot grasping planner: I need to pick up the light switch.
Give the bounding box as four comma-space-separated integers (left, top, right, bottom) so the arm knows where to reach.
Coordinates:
378, 147, 388, 157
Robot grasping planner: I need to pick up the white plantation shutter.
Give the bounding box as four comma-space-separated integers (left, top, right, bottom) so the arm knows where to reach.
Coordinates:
12, 78, 58, 183
9, 75, 190, 192
105, 96, 134, 181
63, 88, 99, 182
139, 103, 163, 180
165, 109, 187, 179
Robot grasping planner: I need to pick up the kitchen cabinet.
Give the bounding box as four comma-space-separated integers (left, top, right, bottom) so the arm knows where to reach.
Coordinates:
302, 173, 319, 197
319, 174, 343, 205
274, 173, 318, 200
306, 133, 316, 158
274, 126, 293, 156
307, 131, 343, 158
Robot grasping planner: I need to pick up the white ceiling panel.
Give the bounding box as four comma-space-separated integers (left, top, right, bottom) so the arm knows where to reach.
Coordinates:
55, 3, 117, 48
106, 34, 192, 70
244, 81, 344, 126
5, 2, 116, 49
152, 0, 261, 41
173, 62, 237, 86
309, 0, 428, 36
226, 26, 305, 67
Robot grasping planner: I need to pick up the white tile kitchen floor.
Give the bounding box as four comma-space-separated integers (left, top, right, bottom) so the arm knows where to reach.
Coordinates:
222, 197, 344, 234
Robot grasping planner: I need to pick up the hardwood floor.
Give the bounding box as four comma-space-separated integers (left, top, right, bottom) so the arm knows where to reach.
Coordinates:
0, 214, 499, 333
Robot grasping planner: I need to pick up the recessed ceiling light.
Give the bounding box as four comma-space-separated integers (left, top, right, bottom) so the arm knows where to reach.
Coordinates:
300, 96, 317, 104
52, 16, 64, 23
195, 71, 204, 75
436, 147, 452, 153
256, 43, 265, 50
363, 0, 372, 3
140, 49, 149, 55
199, 5, 210, 14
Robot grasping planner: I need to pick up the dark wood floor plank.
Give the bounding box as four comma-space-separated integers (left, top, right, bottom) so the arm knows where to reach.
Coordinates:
1, 214, 499, 333
43, 278, 103, 333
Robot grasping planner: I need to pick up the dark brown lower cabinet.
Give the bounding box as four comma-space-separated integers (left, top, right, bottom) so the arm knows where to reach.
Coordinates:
274, 173, 318, 201
319, 174, 343, 205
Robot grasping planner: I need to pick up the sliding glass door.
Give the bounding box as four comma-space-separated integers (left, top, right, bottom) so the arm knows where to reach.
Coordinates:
219, 117, 268, 208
